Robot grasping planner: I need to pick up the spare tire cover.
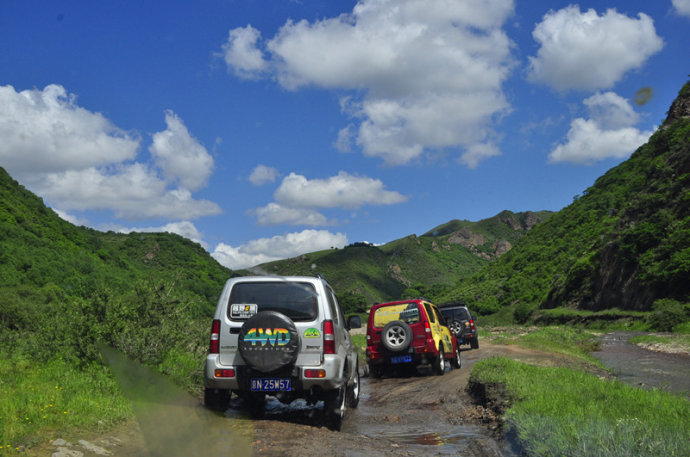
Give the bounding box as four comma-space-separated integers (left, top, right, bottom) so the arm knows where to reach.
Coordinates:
238, 311, 300, 373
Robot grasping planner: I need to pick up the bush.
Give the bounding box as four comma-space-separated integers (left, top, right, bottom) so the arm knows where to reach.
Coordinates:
513, 302, 534, 324
647, 299, 689, 332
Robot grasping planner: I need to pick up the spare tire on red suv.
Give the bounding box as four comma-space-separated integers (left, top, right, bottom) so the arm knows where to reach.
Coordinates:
238, 311, 300, 373
381, 320, 413, 352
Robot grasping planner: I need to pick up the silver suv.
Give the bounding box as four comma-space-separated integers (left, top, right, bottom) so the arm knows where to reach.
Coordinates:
204, 275, 361, 430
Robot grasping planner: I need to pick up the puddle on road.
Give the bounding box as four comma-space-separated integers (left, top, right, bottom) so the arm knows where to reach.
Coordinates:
342, 378, 508, 457
592, 332, 690, 397
101, 347, 253, 457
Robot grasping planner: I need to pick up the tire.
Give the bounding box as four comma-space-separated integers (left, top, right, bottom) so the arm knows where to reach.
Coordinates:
238, 311, 300, 373
381, 320, 413, 352
204, 388, 230, 411
452, 344, 461, 369
433, 345, 445, 376
347, 363, 360, 408
242, 392, 266, 418
369, 364, 384, 379
471, 338, 479, 349
324, 386, 346, 431
448, 320, 463, 337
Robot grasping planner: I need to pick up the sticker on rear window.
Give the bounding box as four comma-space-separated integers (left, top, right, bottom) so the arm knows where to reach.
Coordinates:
231, 304, 258, 319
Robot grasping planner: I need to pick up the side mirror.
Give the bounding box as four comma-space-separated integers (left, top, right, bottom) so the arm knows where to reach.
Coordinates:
347, 315, 362, 330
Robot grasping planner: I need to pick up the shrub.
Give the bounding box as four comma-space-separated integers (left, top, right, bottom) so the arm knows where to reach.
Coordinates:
513, 302, 534, 324
647, 298, 689, 332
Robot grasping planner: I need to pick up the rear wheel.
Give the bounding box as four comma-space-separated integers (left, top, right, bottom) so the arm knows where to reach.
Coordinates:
369, 364, 384, 379
452, 344, 461, 369
324, 386, 346, 431
471, 338, 479, 349
433, 345, 445, 376
204, 388, 230, 411
243, 393, 266, 418
347, 364, 360, 408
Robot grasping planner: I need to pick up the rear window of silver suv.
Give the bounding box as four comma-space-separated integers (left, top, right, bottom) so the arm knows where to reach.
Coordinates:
227, 281, 318, 321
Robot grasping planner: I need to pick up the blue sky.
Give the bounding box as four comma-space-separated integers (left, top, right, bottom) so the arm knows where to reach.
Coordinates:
1, 0, 689, 269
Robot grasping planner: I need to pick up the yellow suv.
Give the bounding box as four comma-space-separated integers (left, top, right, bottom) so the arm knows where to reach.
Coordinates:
365, 299, 460, 377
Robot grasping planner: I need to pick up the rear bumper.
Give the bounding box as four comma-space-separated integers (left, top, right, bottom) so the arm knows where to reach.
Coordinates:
457, 333, 477, 344
204, 354, 346, 392
365, 342, 437, 366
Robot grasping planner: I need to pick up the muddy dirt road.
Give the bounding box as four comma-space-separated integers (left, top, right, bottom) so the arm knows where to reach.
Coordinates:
45, 342, 558, 457
244, 342, 582, 457
47, 336, 682, 457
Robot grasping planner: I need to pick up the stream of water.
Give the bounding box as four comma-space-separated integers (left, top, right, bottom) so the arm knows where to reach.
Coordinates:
591, 331, 690, 397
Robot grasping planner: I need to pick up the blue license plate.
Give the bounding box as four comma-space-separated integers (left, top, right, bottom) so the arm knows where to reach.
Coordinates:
390, 355, 412, 364
251, 378, 291, 392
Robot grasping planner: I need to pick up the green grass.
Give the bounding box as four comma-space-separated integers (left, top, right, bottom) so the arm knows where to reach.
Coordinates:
629, 333, 690, 354
514, 326, 602, 362
0, 354, 131, 454
485, 326, 603, 366
532, 307, 650, 331
470, 357, 690, 456
351, 334, 367, 361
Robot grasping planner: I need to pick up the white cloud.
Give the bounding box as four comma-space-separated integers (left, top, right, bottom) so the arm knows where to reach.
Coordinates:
460, 143, 501, 169
0, 84, 139, 175
222, 0, 515, 167
275, 171, 407, 209
334, 124, 356, 153
251, 203, 332, 226
549, 92, 653, 164
24, 165, 221, 219
212, 229, 348, 270
0, 84, 221, 221
249, 165, 279, 186
583, 91, 640, 130
672, 0, 690, 17
527, 6, 663, 91
52, 208, 89, 226
248, 171, 406, 227
221, 25, 268, 79
149, 110, 214, 191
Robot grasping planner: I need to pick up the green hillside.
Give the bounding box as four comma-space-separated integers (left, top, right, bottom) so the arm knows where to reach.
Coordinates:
440, 82, 690, 317
257, 210, 551, 308
0, 167, 231, 314
0, 166, 238, 446
1, 167, 233, 368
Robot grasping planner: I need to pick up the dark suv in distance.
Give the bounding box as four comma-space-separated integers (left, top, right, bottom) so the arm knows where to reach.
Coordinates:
439, 301, 479, 349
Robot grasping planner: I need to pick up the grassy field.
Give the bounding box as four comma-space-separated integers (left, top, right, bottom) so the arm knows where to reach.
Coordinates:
4, 324, 688, 456
470, 357, 690, 457
483, 325, 604, 367
470, 325, 689, 456
0, 353, 131, 454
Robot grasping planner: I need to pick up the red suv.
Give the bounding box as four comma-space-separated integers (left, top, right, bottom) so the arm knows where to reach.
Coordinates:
365, 299, 460, 377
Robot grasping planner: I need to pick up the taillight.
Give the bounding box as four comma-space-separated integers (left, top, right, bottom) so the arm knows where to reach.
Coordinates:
469, 319, 476, 331
304, 369, 326, 378
424, 321, 434, 347
214, 369, 235, 378
209, 319, 220, 354
323, 319, 335, 354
